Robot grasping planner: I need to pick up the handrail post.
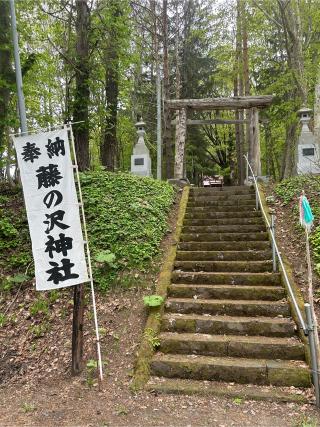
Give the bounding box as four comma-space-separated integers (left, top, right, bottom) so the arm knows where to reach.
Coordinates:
270, 213, 277, 272
246, 151, 249, 184
255, 186, 259, 210
305, 303, 320, 407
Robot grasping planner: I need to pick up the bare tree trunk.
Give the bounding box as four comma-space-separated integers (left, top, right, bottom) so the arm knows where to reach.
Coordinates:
278, 0, 307, 177
162, 0, 173, 179
174, 4, 184, 178
241, 0, 252, 174
100, 1, 121, 171
282, 122, 297, 178
174, 108, 186, 179
234, 0, 245, 184
73, 0, 90, 171
0, 0, 13, 155
314, 69, 320, 145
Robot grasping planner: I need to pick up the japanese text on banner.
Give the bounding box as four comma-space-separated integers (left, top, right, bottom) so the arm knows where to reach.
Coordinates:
13, 128, 89, 290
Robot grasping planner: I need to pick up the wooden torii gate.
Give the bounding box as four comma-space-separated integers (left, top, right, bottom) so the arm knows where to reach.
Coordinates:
166, 95, 274, 182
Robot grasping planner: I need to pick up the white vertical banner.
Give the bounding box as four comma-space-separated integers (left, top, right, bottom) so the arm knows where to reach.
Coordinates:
13, 128, 89, 290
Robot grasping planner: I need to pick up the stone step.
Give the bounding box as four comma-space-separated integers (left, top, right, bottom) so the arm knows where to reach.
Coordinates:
165, 298, 289, 317
159, 332, 305, 360
180, 232, 268, 242
184, 211, 261, 219
171, 271, 281, 286
182, 224, 266, 234
176, 250, 272, 261
190, 186, 254, 195
161, 313, 296, 337
187, 200, 256, 208
183, 217, 264, 226
186, 205, 256, 213
146, 378, 310, 403
178, 241, 271, 251
150, 354, 310, 387
168, 284, 285, 301
174, 260, 273, 273
188, 194, 256, 202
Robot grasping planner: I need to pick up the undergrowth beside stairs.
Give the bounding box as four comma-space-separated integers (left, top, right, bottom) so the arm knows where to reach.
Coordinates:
0, 171, 175, 293
274, 175, 320, 270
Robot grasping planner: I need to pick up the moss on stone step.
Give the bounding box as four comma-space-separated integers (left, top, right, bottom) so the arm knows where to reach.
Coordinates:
165, 298, 290, 317
161, 313, 296, 337
171, 271, 281, 285
168, 284, 285, 301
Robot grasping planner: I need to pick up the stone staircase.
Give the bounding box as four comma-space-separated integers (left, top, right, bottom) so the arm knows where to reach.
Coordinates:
147, 186, 311, 399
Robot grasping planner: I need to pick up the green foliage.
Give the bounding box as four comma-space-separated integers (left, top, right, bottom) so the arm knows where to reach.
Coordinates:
275, 175, 320, 209
0, 172, 174, 293
0, 273, 29, 294
115, 404, 129, 416
143, 295, 164, 307
0, 192, 32, 277
294, 416, 318, 427
29, 298, 49, 317
144, 327, 160, 349
95, 250, 117, 267
10, 273, 29, 283
0, 312, 7, 327
21, 403, 36, 413
274, 175, 320, 271
81, 171, 174, 291
29, 323, 49, 338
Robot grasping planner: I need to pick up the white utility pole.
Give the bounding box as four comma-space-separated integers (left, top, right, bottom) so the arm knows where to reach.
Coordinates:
9, 0, 27, 133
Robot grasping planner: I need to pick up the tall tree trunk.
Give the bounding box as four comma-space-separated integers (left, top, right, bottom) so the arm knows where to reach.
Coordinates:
162, 0, 173, 179
278, 0, 307, 177
234, 0, 245, 184
241, 0, 252, 172
314, 68, 320, 146
282, 122, 297, 178
174, 3, 184, 179
73, 0, 90, 171
101, 1, 121, 171
0, 0, 13, 154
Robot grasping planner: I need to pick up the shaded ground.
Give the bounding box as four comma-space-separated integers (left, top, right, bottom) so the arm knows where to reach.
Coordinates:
1, 187, 320, 426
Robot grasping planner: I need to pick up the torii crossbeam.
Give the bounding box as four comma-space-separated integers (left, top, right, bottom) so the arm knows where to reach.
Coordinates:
166, 95, 274, 181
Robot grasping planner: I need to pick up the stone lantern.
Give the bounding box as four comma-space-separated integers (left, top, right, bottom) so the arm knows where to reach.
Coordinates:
296, 107, 320, 175
131, 118, 152, 177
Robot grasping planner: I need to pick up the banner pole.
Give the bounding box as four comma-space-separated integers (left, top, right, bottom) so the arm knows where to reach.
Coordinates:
9, 0, 27, 134
67, 123, 103, 385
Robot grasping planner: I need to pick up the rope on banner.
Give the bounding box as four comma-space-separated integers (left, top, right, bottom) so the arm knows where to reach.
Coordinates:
67, 123, 104, 385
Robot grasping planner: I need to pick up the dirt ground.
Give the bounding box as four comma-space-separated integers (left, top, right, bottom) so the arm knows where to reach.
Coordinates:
1, 187, 320, 426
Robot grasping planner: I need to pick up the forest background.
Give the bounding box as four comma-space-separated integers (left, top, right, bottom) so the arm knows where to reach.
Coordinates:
1, 0, 320, 185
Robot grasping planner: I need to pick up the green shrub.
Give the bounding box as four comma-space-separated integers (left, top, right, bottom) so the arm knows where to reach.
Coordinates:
0, 172, 175, 292
81, 171, 175, 291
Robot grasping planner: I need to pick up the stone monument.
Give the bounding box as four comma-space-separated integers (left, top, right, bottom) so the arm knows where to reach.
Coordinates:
296, 107, 320, 175
131, 118, 152, 177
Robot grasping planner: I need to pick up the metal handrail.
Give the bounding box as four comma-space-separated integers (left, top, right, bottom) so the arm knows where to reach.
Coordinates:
244, 155, 308, 334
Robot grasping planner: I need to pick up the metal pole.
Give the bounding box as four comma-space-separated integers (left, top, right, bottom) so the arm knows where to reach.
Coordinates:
246, 151, 249, 184
9, 0, 27, 133
156, 71, 162, 180
305, 303, 320, 407
69, 124, 103, 385
271, 213, 277, 272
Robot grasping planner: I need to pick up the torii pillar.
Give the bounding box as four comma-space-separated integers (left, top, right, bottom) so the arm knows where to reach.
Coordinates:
248, 107, 261, 177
